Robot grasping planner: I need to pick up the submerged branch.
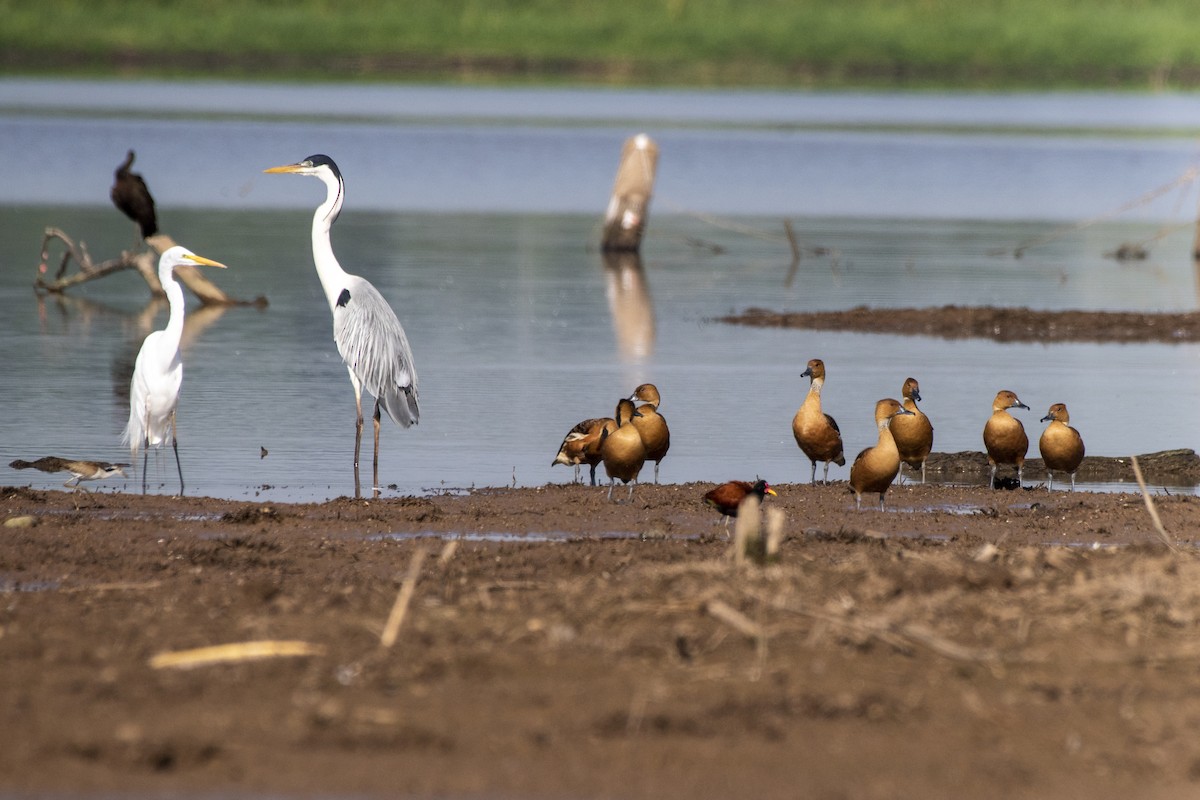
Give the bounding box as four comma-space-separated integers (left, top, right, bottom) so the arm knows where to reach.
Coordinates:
35, 228, 267, 308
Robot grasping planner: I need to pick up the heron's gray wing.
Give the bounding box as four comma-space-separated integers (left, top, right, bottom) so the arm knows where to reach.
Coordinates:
332, 277, 420, 427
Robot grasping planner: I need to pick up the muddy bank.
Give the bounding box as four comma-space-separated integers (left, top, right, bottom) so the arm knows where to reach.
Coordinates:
2, 480, 1200, 799
719, 305, 1200, 343
926, 448, 1200, 487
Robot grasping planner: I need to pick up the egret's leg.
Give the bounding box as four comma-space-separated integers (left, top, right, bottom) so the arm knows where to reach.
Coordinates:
171, 413, 183, 497
372, 401, 382, 499
141, 408, 151, 494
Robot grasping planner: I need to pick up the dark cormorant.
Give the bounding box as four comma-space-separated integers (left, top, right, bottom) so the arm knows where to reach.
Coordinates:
110, 149, 158, 239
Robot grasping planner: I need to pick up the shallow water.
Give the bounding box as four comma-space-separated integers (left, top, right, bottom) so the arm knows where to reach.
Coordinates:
1, 80, 1198, 500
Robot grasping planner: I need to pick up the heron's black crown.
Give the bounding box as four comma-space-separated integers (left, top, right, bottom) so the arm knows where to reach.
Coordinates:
303, 154, 342, 181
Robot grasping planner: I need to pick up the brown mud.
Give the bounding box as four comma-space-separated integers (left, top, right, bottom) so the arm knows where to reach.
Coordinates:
719, 305, 1200, 343
3, 468, 1200, 799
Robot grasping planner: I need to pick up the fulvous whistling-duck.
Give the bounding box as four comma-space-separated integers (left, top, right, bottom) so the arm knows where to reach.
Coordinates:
600, 398, 646, 501
1039, 403, 1085, 491
792, 358, 845, 484
983, 390, 1030, 488
890, 377, 934, 484
849, 398, 914, 511
629, 383, 670, 483
552, 417, 617, 485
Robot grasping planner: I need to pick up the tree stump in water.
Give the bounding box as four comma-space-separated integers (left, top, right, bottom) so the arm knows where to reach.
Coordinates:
601, 133, 658, 253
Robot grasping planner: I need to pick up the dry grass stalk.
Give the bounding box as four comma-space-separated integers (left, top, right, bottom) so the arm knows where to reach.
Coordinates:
730, 495, 759, 565
1130, 455, 1178, 554
149, 640, 325, 670
764, 507, 785, 559
703, 599, 764, 640
437, 539, 459, 567
381, 546, 429, 648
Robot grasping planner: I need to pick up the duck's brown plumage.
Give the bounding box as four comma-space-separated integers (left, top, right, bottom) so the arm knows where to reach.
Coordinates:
983, 390, 1030, 488
552, 417, 617, 485
629, 383, 670, 483
600, 398, 646, 501
1039, 403, 1085, 491
792, 358, 845, 484
849, 398, 913, 511
704, 479, 776, 524
110, 150, 158, 240
890, 377, 934, 483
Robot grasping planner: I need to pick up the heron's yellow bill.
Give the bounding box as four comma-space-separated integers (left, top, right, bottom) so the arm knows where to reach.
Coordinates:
183, 254, 227, 269
263, 163, 303, 174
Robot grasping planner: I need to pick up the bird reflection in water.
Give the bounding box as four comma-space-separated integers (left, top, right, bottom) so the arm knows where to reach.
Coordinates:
601, 250, 655, 361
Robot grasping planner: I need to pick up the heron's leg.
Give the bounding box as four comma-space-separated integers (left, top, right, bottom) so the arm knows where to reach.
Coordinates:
348, 368, 364, 498
372, 401, 382, 499
171, 413, 184, 497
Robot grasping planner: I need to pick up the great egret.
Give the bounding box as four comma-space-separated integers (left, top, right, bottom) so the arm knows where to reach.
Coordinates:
110, 150, 158, 240
264, 154, 419, 498
122, 245, 227, 495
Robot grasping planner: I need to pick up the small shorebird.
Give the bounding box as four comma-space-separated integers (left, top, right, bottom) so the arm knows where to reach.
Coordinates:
983, 390, 1030, 489
849, 398, 914, 511
629, 383, 670, 483
704, 479, 777, 527
10, 457, 129, 488
792, 358, 845, 484
891, 377, 934, 484
1039, 403, 1085, 491
599, 398, 645, 502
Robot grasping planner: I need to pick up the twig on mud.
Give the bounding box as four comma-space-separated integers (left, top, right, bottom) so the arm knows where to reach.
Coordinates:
1130, 455, 1178, 554
149, 640, 325, 670
765, 596, 1001, 665
61, 580, 163, 594
381, 546, 429, 648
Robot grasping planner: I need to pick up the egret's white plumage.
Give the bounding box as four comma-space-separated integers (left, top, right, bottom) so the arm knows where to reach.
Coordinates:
264, 154, 419, 496
122, 245, 227, 494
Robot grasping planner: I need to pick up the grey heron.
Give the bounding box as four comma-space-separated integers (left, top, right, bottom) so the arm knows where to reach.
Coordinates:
264, 154, 419, 498
122, 245, 227, 495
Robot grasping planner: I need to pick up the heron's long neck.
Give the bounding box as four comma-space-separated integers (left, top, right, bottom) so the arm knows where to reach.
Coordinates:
311, 171, 350, 311
159, 265, 186, 355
